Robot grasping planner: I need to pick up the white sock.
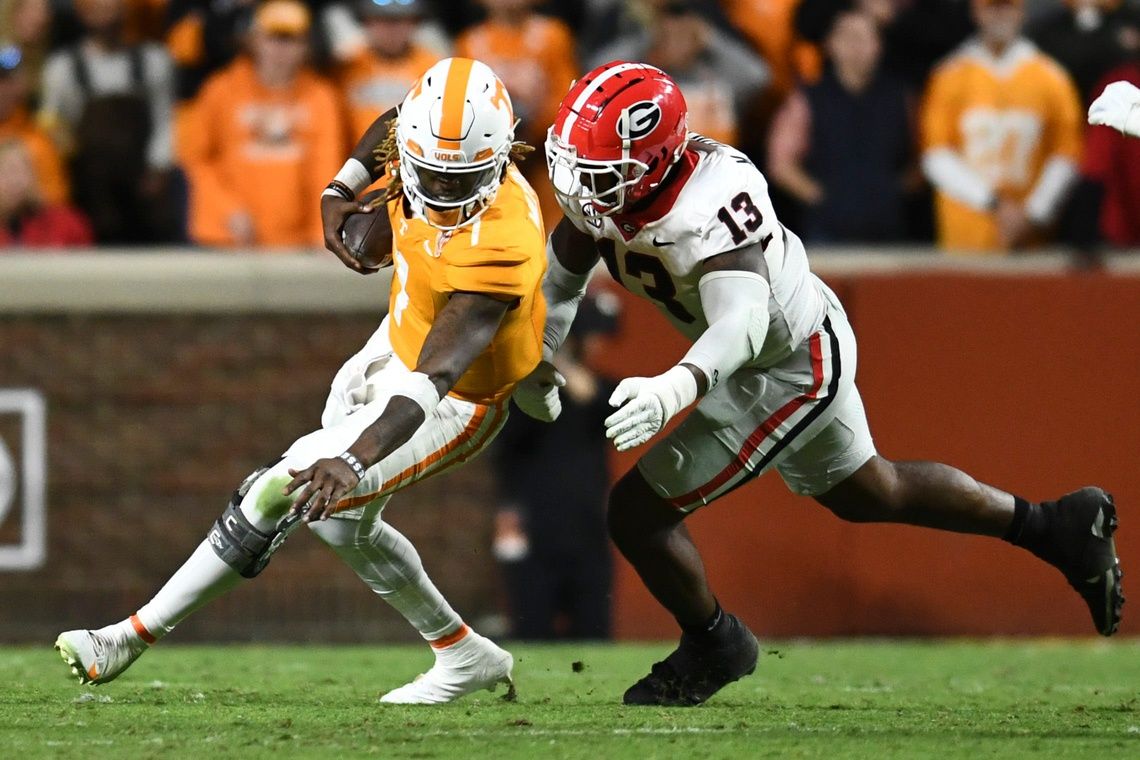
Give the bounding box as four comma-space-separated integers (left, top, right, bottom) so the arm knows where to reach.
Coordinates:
309, 516, 463, 642
134, 540, 242, 640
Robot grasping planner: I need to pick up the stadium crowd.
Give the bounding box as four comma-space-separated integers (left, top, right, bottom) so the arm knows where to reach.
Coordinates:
1, 0, 1138, 252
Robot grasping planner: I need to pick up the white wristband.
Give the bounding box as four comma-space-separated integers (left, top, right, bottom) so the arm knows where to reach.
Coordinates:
391, 371, 442, 419
334, 158, 373, 195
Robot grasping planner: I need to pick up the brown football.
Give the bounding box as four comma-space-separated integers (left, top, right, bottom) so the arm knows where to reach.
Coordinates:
341, 189, 394, 270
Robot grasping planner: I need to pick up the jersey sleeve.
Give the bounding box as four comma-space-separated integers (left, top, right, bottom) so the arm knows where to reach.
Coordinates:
672, 141, 781, 266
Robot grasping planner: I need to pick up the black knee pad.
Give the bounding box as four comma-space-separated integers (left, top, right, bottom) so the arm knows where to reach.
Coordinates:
208, 460, 296, 578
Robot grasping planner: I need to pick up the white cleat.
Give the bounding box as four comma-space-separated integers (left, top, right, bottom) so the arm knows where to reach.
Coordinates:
55, 625, 149, 685
379, 629, 515, 705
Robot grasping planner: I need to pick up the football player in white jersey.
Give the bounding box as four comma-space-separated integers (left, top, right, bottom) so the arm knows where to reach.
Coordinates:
516, 61, 1125, 706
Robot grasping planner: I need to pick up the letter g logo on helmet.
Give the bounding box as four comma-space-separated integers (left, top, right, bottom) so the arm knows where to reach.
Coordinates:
617, 101, 662, 141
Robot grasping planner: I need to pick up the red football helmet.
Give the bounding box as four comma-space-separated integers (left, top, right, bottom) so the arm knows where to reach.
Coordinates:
545, 61, 688, 220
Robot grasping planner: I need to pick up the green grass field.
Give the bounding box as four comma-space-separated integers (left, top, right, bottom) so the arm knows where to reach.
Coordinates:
3, 640, 1138, 758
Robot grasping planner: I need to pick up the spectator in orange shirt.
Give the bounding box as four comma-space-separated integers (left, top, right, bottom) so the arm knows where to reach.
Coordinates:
338, 0, 439, 141
0, 140, 93, 247
180, 0, 346, 248
456, 0, 576, 145
0, 46, 68, 205
456, 0, 577, 228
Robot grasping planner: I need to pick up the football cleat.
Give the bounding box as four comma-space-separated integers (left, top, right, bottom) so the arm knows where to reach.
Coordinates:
623, 613, 759, 706
1042, 487, 1124, 636
379, 629, 514, 705
55, 624, 149, 685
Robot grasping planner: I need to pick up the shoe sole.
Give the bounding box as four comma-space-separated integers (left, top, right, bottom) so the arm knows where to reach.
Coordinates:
378, 652, 515, 705
1095, 491, 1124, 636
54, 634, 97, 685
1072, 489, 1124, 636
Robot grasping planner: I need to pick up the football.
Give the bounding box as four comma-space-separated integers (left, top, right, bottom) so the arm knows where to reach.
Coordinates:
341, 189, 394, 270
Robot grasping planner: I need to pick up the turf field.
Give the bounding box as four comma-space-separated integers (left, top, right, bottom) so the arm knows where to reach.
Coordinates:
3, 640, 1139, 759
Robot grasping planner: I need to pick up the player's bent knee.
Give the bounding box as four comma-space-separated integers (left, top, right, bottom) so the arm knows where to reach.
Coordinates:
607, 468, 683, 546
208, 461, 301, 578
815, 455, 906, 523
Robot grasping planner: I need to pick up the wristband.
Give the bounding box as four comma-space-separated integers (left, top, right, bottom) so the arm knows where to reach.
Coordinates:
335, 157, 373, 194
337, 451, 366, 480
323, 180, 355, 201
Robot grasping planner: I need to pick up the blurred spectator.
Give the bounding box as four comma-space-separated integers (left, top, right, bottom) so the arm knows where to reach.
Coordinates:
1, 0, 54, 104
592, 0, 769, 146
180, 0, 345, 247
336, 0, 440, 140
0, 46, 68, 205
455, 0, 577, 229
491, 290, 620, 641
39, 0, 179, 243
768, 11, 913, 242
796, 0, 976, 91
320, 0, 451, 65
921, 0, 1083, 252
723, 0, 822, 98
1029, 0, 1140, 101
574, 0, 743, 65
455, 0, 576, 148
0, 140, 93, 247
1078, 64, 1140, 246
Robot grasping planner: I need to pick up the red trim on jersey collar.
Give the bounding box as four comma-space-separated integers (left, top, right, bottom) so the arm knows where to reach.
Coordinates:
610, 148, 699, 240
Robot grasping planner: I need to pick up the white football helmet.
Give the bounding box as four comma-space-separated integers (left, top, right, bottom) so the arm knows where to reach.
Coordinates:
396, 57, 516, 229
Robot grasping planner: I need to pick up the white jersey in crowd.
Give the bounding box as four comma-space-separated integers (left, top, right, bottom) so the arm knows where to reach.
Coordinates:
563, 134, 827, 367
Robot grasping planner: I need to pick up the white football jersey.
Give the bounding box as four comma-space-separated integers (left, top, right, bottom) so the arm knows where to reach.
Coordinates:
563, 135, 828, 367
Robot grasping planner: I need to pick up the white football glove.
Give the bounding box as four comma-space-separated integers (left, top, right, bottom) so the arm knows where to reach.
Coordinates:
604, 366, 699, 451
512, 360, 566, 422
1088, 80, 1140, 138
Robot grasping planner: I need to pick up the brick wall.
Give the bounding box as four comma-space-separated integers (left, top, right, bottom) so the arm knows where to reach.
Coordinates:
0, 314, 503, 642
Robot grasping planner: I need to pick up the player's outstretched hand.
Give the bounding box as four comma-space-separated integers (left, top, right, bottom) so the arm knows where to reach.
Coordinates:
320, 194, 375, 274
512, 360, 566, 422
284, 459, 362, 522
1088, 80, 1140, 138
604, 366, 699, 451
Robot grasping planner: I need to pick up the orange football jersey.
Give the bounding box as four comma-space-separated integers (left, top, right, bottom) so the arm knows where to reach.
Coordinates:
386, 165, 547, 405
922, 40, 1083, 252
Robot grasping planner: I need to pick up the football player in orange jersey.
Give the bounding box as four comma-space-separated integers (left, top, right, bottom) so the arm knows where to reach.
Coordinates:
56, 58, 548, 705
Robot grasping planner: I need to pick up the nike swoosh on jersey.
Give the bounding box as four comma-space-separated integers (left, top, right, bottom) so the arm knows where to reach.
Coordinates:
652, 237, 675, 247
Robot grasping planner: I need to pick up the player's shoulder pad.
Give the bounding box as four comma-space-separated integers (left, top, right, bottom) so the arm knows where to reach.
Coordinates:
666, 136, 774, 253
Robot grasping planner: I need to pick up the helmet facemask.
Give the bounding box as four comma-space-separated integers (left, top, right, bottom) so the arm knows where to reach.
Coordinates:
545, 128, 649, 222
396, 132, 510, 231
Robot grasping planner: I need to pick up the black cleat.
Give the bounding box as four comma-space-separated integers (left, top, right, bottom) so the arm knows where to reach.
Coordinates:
623, 613, 759, 706
1041, 487, 1124, 636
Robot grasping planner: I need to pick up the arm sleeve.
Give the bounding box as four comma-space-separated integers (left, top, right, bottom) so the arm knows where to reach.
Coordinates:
145, 47, 176, 169
1024, 156, 1078, 225
680, 270, 771, 391
540, 238, 591, 361
921, 148, 996, 210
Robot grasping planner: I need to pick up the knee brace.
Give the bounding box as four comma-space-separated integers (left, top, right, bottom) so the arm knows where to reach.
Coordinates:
207, 462, 300, 578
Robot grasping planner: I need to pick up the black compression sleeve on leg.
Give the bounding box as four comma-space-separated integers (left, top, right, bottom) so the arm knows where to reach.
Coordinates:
1003, 496, 1031, 543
